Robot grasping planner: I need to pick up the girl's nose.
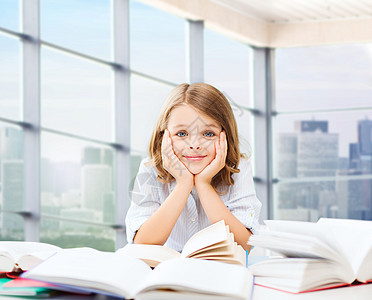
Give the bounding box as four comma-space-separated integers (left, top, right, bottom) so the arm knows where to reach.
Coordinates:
189, 145, 201, 150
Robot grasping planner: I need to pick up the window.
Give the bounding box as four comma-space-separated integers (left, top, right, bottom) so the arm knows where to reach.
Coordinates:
41, 48, 113, 141
204, 29, 255, 162
130, 0, 186, 83
0, 34, 21, 120
40, 0, 111, 60
274, 44, 372, 221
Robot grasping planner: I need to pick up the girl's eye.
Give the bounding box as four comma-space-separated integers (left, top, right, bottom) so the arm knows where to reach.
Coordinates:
176, 131, 187, 137
204, 131, 215, 137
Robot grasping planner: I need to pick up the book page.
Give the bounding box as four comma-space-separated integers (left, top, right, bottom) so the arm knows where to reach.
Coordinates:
0, 252, 15, 272
136, 258, 253, 299
23, 248, 152, 299
0, 242, 61, 272
317, 218, 372, 277
17, 250, 61, 271
116, 244, 181, 267
181, 220, 228, 258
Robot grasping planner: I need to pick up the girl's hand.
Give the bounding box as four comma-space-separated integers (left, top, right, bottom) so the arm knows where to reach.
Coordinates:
161, 129, 194, 189
195, 131, 227, 186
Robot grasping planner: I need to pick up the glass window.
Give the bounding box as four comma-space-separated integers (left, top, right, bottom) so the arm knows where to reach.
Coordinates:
0, 213, 24, 241
0, 0, 19, 31
41, 47, 113, 141
275, 44, 372, 112
129, 75, 174, 192
40, 0, 111, 60
0, 34, 21, 120
234, 108, 254, 162
0, 123, 24, 217
274, 178, 372, 222
130, 74, 174, 153
273, 110, 372, 221
40, 218, 115, 251
274, 111, 372, 179
41, 132, 115, 225
130, 0, 186, 83
204, 29, 253, 108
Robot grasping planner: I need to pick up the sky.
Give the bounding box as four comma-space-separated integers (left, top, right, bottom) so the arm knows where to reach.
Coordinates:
0, 0, 372, 162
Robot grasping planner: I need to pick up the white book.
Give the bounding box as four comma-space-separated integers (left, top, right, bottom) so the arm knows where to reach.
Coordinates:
248, 218, 372, 293
117, 220, 246, 267
23, 247, 253, 299
0, 241, 61, 272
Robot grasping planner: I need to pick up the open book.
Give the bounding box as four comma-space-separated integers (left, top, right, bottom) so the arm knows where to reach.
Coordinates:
23, 247, 253, 299
118, 220, 246, 267
247, 218, 372, 293
0, 242, 61, 272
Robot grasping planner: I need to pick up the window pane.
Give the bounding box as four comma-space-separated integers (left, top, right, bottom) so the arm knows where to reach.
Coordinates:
0, 123, 24, 217
41, 132, 115, 225
234, 108, 254, 161
274, 111, 372, 179
41, 48, 113, 141
0, 34, 20, 120
0, 213, 24, 241
130, 74, 174, 153
275, 44, 372, 112
274, 178, 372, 222
204, 29, 252, 108
130, 0, 186, 83
40, 0, 111, 60
0, 0, 19, 31
40, 219, 115, 251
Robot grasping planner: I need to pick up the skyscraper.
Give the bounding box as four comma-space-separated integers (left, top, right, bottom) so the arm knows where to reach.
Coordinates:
1, 161, 24, 237
358, 119, 372, 156
81, 165, 113, 214
277, 120, 339, 220
295, 120, 328, 133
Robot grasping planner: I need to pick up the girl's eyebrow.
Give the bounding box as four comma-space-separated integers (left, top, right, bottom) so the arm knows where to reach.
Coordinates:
172, 124, 220, 129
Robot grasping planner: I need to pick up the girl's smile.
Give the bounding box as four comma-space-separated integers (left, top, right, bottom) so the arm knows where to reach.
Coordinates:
167, 104, 222, 174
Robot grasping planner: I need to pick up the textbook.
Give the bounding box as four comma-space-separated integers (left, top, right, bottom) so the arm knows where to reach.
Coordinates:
23, 247, 254, 299
117, 220, 246, 267
0, 241, 61, 272
0, 278, 53, 297
247, 218, 372, 293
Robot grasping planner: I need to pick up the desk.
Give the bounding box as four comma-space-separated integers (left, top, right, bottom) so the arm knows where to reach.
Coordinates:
253, 283, 372, 300
0, 282, 371, 299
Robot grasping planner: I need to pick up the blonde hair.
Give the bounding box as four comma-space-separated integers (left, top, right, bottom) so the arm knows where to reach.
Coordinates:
148, 82, 244, 194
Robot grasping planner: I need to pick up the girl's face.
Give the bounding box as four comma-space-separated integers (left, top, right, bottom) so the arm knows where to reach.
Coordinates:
167, 104, 222, 175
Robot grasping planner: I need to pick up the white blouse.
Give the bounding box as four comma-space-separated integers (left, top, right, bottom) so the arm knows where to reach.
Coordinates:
125, 157, 262, 252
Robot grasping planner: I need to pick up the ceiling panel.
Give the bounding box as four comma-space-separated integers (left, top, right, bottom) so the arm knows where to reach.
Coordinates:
213, 0, 372, 23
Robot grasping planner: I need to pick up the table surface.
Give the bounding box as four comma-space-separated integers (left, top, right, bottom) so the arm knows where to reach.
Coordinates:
253, 282, 372, 300
0, 280, 371, 299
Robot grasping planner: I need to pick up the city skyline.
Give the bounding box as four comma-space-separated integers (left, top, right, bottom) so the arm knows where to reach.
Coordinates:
276, 119, 372, 222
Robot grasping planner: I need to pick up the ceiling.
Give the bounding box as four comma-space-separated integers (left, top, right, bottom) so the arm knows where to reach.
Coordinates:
213, 0, 372, 24
144, 0, 372, 47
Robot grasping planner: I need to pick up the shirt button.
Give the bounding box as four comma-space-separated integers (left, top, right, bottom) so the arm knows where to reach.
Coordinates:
191, 218, 196, 222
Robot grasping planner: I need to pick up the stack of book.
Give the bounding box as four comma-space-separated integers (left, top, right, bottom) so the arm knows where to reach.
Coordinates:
248, 218, 372, 293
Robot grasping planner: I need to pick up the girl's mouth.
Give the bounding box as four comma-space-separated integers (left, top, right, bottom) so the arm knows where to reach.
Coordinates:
183, 155, 206, 161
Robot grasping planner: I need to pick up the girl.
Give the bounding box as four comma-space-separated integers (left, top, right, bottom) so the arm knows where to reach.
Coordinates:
125, 82, 261, 251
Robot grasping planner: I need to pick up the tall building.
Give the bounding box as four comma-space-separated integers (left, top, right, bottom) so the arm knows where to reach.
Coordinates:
277, 120, 339, 220
345, 118, 372, 220
0, 127, 23, 183
81, 165, 113, 214
295, 120, 328, 133
82, 147, 101, 165
0, 127, 23, 160
1, 161, 24, 237
358, 119, 372, 156
0, 128, 24, 237
349, 143, 360, 170
82, 147, 114, 167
